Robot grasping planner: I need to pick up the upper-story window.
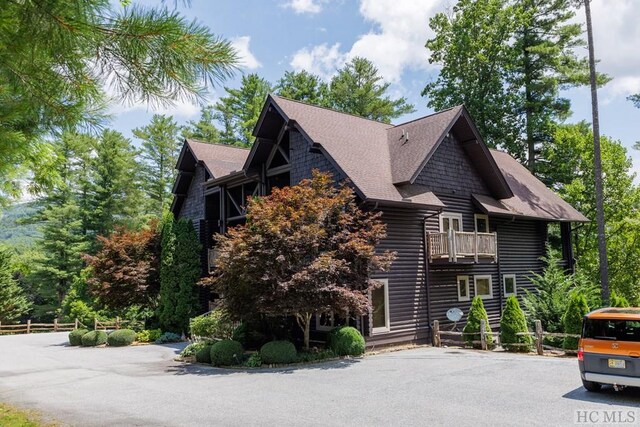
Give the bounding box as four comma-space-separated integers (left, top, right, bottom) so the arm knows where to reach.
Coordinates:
440, 212, 463, 232
474, 214, 489, 233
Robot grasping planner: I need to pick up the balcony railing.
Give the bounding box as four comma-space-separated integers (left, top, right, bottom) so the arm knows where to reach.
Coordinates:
208, 247, 219, 273
427, 230, 498, 263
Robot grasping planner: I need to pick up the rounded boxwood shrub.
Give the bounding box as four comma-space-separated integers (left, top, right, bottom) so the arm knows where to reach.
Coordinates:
195, 343, 213, 364
81, 330, 108, 347
260, 340, 297, 364
500, 296, 532, 352
69, 329, 89, 346
210, 339, 244, 366
107, 329, 137, 347
329, 326, 365, 356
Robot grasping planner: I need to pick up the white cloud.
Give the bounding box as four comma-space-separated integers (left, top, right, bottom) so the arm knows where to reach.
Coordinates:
290, 43, 347, 80
289, 0, 444, 83
231, 36, 262, 70
284, 0, 323, 14
108, 99, 202, 119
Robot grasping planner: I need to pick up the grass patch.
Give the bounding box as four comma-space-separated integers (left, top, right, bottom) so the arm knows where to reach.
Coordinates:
0, 403, 55, 427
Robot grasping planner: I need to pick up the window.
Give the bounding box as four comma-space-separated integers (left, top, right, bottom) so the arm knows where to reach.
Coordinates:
474, 275, 493, 299
474, 214, 489, 233
315, 312, 347, 332
440, 212, 463, 232
583, 319, 640, 342
503, 274, 516, 296
457, 275, 470, 301
371, 279, 390, 333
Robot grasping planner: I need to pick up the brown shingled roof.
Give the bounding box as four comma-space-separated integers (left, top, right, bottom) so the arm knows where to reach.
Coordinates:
186, 139, 249, 178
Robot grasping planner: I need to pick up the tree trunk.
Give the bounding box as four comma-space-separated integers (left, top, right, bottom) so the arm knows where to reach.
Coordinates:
523, 29, 535, 173
296, 313, 313, 350
584, 0, 609, 304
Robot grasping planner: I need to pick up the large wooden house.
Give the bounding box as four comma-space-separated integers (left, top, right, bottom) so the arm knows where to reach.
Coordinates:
171, 95, 587, 347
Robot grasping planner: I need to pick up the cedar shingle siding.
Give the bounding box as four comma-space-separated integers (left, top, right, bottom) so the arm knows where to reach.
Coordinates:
289, 130, 344, 185
179, 165, 206, 236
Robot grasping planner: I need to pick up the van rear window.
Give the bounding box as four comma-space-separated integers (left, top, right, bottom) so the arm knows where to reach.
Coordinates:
583, 318, 640, 342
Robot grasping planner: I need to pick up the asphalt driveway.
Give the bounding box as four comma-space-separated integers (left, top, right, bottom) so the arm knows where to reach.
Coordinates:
0, 332, 638, 426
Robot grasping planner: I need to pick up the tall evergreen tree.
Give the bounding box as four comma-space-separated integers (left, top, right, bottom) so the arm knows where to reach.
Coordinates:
0, 0, 238, 205
0, 246, 31, 323
87, 130, 143, 240
214, 74, 273, 146
182, 106, 221, 143
629, 94, 640, 108
329, 57, 415, 123
133, 115, 181, 215
275, 70, 329, 105
423, 0, 600, 173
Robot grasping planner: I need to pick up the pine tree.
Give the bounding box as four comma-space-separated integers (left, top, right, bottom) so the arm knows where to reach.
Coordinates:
0, 246, 31, 323
463, 296, 493, 348
182, 106, 221, 143
629, 94, 640, 108
500, 296, 532, 352
562, 293, 589, 350
275, 70, 329, 105
133, 115, 181, 215
329, 57, 414, 123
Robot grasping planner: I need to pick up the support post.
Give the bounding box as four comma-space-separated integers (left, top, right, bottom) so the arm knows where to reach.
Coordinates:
480, 320, 487, 350
75, 318, 79, 330
474, 231, 478, 263
27, 319, 31, 334
535, 320, 544, 356
94, 317, 98, 330
432, 320, 440, 347
54, 318, 58, 332
116, 316, 120, 330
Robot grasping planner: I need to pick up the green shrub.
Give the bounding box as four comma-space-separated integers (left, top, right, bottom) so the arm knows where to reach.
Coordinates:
136, 329, 162, 343
81, 330, 108, 347
107, 329, 137, 347
500, 296, 532, 352
190, 309, 234, 339
155, 332, 182, 344
610, 291, 630, 308
463, 297, 493, 348
243, 353, 262, 368
260, 340, 297, 364
563, 294, 589, 350
69, 329, 89, 346
195, 343, 214, 364
329, 326, 365, 356
209, 340, 244, 366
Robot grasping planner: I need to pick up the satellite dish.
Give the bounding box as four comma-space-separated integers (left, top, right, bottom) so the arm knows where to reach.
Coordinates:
446, 307, 464, 322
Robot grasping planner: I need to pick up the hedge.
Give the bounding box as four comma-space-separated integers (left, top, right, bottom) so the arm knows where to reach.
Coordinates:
107, 329, 137, 347
329, 326, 365, 356
81, 330, 108, 347
210, 340, 244, 366
260, 340, 297, 364
69, 329, 89, 346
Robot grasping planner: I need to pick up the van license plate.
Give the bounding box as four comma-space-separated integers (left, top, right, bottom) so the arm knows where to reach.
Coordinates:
608, 359, 625, 369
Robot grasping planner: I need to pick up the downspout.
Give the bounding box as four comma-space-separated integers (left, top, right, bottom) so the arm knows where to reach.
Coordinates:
422, 210, 442, 341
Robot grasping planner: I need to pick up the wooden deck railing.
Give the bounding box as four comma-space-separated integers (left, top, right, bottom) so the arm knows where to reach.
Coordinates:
427, 230, 497, 263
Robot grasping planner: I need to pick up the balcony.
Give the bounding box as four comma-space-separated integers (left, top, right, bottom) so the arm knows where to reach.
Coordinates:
427, 230, 498, 263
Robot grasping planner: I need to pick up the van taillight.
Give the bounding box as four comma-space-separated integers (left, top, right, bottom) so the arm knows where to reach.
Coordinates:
577, 348, 584, 361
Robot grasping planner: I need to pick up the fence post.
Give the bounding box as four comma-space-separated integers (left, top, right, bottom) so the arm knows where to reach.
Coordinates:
116, 316, 120, 330
432, 320, 440, 347
27, 319, 31, 334
535, 320, 544, 356
75, 318, 79, 330
94, 317, 98, 330
480, 320, 487, 350
54, 318, 58, 332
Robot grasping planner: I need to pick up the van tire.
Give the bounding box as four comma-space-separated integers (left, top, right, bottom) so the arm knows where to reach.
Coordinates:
582, 379, 602, 392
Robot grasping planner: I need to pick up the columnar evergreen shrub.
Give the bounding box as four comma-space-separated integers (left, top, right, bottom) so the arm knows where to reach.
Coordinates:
562, 294, 589, 350
158, 214, 201, 334
69, 329, 89, 346
500, 296, 532, 352
81, 330, 108, 347
210, 340, 244, 366
107, 329, 137, 347
463, 297, 493, 348
260, 341, 297, 364
328, 326, 365, 356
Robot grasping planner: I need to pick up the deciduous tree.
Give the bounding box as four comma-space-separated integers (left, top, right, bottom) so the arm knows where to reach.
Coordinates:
208, 171, 395, 349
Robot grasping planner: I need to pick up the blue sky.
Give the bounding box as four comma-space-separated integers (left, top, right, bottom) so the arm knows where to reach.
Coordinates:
110, 0, 640, 172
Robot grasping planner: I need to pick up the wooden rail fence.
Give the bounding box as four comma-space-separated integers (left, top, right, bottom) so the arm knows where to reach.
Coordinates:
432, 319, 581, 355
93, 317, 144, 331
0, 318, 79, 335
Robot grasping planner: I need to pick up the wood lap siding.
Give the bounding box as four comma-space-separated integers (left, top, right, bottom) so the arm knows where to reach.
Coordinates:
367, 206, 431, 346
